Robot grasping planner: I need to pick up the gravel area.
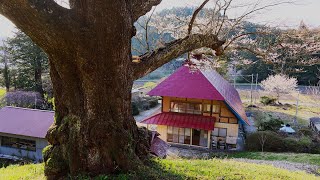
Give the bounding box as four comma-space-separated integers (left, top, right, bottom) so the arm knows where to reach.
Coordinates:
134, 104, 161, 122
167, 147, 320, 176
234, 158, 320, 176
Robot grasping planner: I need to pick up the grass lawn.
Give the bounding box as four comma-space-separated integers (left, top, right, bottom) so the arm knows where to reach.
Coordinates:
0, 158, 319, 180
226, 152, 320, 166
0, 163, 45, 180
0, 88, 6, 98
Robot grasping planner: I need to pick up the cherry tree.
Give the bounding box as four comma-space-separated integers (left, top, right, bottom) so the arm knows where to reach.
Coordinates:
261, 74, 298, 103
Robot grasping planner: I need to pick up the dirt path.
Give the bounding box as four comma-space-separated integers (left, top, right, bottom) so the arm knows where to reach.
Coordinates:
134, 104, 161, 122
234, 158, 320, 176
167, 147, 320, 176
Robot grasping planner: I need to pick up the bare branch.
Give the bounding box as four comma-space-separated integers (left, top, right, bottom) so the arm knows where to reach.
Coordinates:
132, 34, 225, 79
188, 0, 210, 35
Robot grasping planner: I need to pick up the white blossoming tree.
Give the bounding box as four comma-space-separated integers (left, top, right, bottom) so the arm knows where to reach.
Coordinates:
261, 74, 298, 103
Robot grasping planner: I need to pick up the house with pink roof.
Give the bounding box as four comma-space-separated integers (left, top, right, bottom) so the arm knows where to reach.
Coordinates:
0, 106, 54, 161
141, 65, 249, 149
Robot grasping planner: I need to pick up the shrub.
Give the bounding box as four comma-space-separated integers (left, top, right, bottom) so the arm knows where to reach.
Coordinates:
298, 128, 313, 137
259, 118, 283, 131
4, 91, 47, 109
148, 98, 159, 108
260, 96, 276, 105
246, 131, 283, 152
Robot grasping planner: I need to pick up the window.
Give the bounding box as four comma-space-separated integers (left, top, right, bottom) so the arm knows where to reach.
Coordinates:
167, 126, 191, 145
218, 117, 238, 124
212, 128, 227, 137
173, 127, 179, 143
184, 128, 191, 144
203, 104, 211, 113
167, 126, 173, 142
1, 136, 36, 151
170, 101, 202, 114
212, 105, 220, 113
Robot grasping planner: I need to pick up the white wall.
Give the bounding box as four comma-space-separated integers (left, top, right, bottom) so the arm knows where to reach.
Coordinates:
0, 132, 48, 162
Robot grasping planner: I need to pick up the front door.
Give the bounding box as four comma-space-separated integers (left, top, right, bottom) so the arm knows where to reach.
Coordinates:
192, 129, 201, 146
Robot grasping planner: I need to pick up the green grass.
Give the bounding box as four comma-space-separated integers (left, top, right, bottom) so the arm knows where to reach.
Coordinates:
226, 152, 320, 166
1, 158, 319, 180
0, 88, 6, 98
0, 163, 45, 180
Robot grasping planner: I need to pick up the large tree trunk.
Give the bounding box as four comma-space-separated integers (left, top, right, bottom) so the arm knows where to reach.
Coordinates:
42, 3, 151, 178
44, 43, 151, 179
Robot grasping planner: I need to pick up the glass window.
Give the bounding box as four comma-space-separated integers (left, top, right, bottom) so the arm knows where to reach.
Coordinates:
184, 128, 191, 144
203, 104, 211, 113
1, 136, 36, 151
167, 126, 173, 142
170, 101, 202, 115
200, 130, 208, 147
212, 128, 219, 136
178, 128, 185, 144
212, 105, 220, 113
173, 127, 179, 143
193, 104, 202, 114
219, 128, 227, 137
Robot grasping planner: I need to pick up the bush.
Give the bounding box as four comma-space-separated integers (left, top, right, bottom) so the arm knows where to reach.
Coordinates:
260, 96, 276, 105
148, 98, 159, 108
4, 91, 48, 109
259, 118, 283, 131
246, 131, 283, 152
298, 128, 313, 137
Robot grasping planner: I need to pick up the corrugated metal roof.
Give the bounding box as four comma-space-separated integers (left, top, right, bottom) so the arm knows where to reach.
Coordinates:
147, 66, 249, 125
0, 106, 54, 138
201, 68, 249, 125
141, 112, 215, 130
148, 66, 224, 100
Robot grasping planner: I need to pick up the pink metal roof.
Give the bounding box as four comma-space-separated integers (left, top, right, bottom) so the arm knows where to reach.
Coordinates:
148, 66, 224, 100
147, 66, 249, 125
0, 106, 54, 138
141, 112, 215, 130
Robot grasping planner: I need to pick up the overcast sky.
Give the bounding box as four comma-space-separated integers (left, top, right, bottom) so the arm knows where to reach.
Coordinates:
0, 0, 319, 38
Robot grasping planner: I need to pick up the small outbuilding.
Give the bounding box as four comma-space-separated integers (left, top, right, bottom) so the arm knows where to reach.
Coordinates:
310, 117, 320, 135
0, 106, 54, 161
279, 124, 296, 134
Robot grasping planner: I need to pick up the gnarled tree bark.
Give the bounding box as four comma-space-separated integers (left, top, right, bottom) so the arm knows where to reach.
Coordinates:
0, 0, 225, 178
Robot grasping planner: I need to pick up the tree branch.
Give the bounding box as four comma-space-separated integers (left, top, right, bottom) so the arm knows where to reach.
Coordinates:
132, 0, 161, 22
188, 0, 209, 35
132, 34, 226, 79
0, 0, 76, 51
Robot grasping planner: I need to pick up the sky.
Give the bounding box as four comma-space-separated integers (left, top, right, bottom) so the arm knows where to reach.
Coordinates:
0, 0, 319, 38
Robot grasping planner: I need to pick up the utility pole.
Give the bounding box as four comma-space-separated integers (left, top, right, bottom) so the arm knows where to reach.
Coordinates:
254, 73, 258, 104
233, 66, 236, 88
250, 74, 254, 106
293, 91, 300, 127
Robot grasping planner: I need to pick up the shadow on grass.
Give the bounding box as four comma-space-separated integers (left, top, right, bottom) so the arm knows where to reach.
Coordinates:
69, 159, 186, 180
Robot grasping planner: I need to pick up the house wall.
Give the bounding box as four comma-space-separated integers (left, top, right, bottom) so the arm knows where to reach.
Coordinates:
156, 125, 211, 148
161, 96, 239, 145
0, 132, 48, 162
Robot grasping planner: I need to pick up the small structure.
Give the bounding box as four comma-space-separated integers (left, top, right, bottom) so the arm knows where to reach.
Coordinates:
141, 66, 250, 149
0, 106, 54, 161
279, 124, 296, 134
310, 117, 320, 135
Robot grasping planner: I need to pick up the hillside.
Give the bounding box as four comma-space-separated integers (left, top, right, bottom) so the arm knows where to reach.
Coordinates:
0, 158, 319, 180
